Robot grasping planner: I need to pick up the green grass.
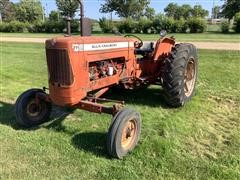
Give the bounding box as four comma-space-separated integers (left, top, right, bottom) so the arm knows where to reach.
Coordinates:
1, 32, 240, 43
206, 24, 221, 32
0, 42, 240, 179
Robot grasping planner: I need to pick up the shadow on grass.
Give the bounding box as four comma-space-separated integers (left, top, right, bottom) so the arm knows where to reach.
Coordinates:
71, 132, 109, 158
42, 106, 75, 133
103, 87, 168, 108
0, 87, 169, 130
0, 86, 168, 158
0, 101, 109, 158
0, 101, 19, 129
0, 101, 72, 131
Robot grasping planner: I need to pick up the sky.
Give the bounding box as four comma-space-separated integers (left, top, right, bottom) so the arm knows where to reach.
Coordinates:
11, 0, 223, 19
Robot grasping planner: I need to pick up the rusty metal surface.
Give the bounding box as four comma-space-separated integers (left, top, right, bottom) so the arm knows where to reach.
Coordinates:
75, 100, 121, 115
81, 18, 92, 36
44, 35, 177, 113
91, 87, 109, 99
152, 38, 175, 60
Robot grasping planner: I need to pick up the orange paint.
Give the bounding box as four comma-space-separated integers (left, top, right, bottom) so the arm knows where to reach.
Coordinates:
45, 36, 175, 106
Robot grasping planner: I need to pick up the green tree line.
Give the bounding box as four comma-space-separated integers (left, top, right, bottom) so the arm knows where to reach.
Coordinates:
0, 0, 239, 33
0, 0, 81, 33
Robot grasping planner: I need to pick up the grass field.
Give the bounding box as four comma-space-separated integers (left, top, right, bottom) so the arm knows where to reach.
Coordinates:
0, 42, 240, 179
1, 32, 240, 43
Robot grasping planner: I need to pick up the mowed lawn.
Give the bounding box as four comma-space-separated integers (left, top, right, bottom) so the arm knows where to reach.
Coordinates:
1, 32, 240, 42
0, 42, 240, 179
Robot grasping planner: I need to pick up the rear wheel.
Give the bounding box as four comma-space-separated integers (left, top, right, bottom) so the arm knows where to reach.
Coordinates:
162, 43, 198, 107
15, 89, 52, 128
107, 108, 141, 159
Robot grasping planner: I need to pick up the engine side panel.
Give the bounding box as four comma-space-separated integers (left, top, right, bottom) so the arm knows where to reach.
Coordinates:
45, 36, 137, 106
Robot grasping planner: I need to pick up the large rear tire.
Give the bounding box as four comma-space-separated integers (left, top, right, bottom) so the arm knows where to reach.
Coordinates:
107, 108, 141, 159
162, 43, 198, 107
15, 89, 52, 128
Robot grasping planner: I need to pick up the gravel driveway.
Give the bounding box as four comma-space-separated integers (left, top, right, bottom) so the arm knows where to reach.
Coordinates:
1, 37, 239, 51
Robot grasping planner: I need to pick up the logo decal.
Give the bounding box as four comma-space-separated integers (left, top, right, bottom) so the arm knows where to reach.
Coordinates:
72, 42, 133, 52
72, 44, 84, 52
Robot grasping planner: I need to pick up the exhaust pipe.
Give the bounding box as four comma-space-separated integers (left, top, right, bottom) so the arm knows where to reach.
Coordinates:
78, 0, 91, 36
65, 0, 91, 37
78, 0, 84, 36
66, 16, 72, 36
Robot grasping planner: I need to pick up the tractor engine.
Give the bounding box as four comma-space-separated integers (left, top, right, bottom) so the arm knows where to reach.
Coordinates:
89, 58, 125, 81
44, 36, 137, 106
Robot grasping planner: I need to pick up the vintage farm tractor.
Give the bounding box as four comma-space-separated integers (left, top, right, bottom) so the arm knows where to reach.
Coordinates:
15, 1, 198, 159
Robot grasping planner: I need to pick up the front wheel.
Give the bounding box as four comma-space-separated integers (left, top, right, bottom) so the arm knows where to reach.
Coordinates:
107, 108, 141, 159
15, 89, 52, 128
162, 43, 198, 107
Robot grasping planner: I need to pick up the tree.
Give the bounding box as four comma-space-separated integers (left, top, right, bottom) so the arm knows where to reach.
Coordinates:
180, 4, 192, 19
0, 0, 15, 22
191, 5, 209, 18
164, 3, 179, 19
212, 6, 221, 19
99, 17, 115, 33
49, 10, 59, 21
164, 3, 192, 20
234, 12, 240, 33
144, 7, 155, 20
56, 0, 79, 18
100, 0, 150, 19
165, 3, 209, 20
221, 0, 240, 19
15, 0, 44, 23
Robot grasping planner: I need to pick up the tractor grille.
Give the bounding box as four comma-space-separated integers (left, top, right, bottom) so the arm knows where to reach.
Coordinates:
46, 49, 74, 86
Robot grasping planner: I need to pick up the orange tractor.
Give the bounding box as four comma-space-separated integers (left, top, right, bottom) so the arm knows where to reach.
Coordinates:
15, 1, 198, 159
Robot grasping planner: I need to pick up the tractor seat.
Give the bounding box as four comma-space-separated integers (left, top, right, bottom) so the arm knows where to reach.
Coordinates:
135, 42, 155, 56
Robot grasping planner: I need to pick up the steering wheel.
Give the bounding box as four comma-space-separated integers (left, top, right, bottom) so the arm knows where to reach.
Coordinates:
124, 34, 143, 48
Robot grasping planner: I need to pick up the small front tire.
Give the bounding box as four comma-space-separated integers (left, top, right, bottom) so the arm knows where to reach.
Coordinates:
107, 108, 141, 159
15, 89, 52, 128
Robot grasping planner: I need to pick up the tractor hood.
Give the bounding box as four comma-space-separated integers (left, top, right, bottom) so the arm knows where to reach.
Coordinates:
45, 36, 136, 51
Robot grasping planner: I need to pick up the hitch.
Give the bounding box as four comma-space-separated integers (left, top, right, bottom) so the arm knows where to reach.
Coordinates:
75, 98, 124, 115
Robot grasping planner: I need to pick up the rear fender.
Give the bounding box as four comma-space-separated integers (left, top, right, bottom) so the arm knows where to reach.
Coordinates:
152, 37, 175, 61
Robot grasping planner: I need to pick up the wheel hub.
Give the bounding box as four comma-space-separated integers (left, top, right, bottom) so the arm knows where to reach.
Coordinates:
121, 119, 137, 150
26, 100, 42, 117
184, 58, 196, 97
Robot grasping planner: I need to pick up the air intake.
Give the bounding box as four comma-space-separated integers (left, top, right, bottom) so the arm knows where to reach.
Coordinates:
46, 49, 74, 86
